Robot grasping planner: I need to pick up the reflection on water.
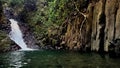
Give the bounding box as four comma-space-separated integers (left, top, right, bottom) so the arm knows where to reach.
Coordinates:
0, 51, 29, 68
0, 50, 120, 68
8, 51, 24, 68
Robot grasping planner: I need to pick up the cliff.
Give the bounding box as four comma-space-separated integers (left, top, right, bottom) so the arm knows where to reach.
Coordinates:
0, 0, 120, 54
60, 0, 120, 53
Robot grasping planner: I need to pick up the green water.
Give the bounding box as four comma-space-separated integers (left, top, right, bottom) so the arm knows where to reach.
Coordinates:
0, 50, 120, 68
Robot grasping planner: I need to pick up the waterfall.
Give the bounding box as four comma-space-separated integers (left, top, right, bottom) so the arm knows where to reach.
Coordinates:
9, 19, 33, 50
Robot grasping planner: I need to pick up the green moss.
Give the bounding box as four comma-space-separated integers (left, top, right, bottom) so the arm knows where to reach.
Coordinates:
0, 30, 11, 52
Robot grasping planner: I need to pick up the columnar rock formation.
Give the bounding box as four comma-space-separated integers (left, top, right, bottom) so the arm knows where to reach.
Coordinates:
62, 0, 120, 52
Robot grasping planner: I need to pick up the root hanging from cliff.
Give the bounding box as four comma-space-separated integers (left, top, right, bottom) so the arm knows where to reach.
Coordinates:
73, 1, 88, 34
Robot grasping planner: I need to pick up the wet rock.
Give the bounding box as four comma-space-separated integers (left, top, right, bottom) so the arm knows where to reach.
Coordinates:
109, 39, 120, 57
3, 7, 14, 19
18, 22, 40, 49
0, 31, 20, 52
59, 0, 120, 53
24, 0, 37, 12
91, 0, 105, 52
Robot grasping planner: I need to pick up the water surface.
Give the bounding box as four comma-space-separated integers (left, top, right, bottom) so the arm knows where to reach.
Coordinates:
0, 50, 120, 68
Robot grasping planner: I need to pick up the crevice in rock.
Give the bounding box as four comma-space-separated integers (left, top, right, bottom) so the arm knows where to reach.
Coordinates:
98, 13, 106, 53
98, 0, 106, 53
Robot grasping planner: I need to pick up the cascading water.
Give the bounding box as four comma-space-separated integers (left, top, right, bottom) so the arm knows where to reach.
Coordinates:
9, 19, 33, 50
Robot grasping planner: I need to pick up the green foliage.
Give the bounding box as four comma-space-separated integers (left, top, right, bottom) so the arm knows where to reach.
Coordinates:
0, 0, 71, 45
0, 30, 11, 51
47, 0, 68, 26
1, 0, 69, 33
0, 30, 6, 40
25, 0, 69, 39
1, 0, 24, 7
9, 0, 24, 6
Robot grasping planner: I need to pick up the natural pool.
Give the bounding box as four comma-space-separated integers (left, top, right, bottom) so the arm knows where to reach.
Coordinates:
0, 50, 120, 68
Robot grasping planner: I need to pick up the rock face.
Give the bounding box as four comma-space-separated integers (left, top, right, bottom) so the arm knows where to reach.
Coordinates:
19, 22, 39, 49
109, 39, 120, 57
0, 1, 11, 52
1, 0, 120, 53
62, 0, 120, 52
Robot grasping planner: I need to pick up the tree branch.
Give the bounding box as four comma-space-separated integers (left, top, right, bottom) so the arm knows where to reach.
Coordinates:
73, 1, 87, 32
